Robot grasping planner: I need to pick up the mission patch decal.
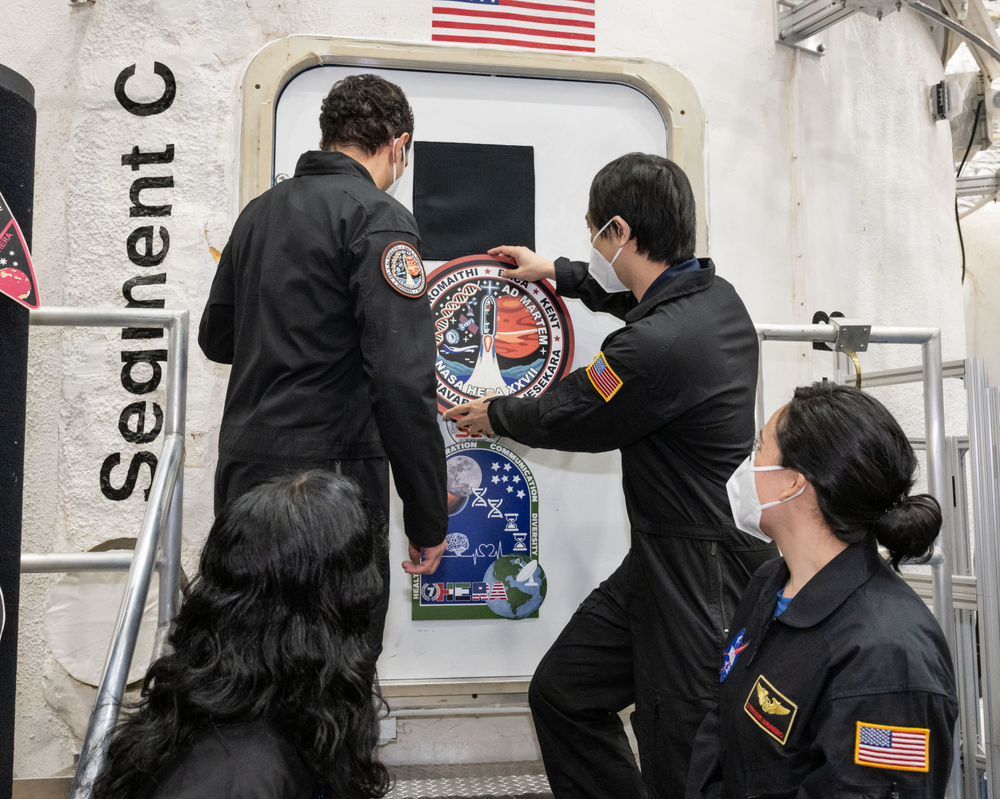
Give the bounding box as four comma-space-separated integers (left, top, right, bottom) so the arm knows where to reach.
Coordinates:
427, 255, 574, 413
0, 188, 40, 309
382, 241, 426, 297
586, 352, 622, 402
720, 628, 749, 683
413, 440, 544, 620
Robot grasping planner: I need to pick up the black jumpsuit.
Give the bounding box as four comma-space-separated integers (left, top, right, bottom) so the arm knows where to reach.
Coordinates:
199, 150, 448, 654
487, 257, 777, 799
687, 536, 958, 799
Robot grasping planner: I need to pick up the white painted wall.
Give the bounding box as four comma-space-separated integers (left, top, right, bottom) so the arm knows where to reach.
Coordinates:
960, 200, 1000, 382
2, 0, 967, 778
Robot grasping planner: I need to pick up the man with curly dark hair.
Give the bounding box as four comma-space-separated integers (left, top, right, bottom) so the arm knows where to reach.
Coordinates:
199, 74, 447, 657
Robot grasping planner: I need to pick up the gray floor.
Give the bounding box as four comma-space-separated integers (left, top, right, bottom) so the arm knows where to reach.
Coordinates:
386, 761, 553, 799
12, 763, 554, 799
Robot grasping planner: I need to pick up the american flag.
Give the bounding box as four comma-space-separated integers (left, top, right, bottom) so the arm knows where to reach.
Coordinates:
431, 0, 596, 54
855, 723, 929, 772
586, 352, 623, 401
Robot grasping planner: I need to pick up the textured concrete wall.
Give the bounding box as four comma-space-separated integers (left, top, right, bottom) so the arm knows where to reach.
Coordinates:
2, 0, 967, 777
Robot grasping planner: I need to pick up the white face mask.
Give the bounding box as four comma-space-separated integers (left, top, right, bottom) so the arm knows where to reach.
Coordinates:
386, 137, 403, 197
589, 218, 630, 293
726, 451, 806, 542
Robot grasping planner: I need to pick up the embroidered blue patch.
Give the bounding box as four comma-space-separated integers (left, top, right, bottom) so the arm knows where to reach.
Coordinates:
720, 628, 750, 683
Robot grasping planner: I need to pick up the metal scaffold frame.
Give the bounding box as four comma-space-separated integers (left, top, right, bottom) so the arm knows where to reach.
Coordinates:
758, 319, 1000, 799
19, 307, 188, 799
966, 360, 1000, 797
755, 323, 965, 797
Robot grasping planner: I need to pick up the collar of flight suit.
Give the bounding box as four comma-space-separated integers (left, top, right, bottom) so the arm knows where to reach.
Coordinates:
293, 150, 376, 184
624, 258, 717, 324
768, 536, 883, 630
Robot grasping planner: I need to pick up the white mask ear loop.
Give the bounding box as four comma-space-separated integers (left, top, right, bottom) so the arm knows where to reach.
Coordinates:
592, 218, 630, 265
752, 461, 806, 510
385, 137, 405, 197
758, 480, 806, 510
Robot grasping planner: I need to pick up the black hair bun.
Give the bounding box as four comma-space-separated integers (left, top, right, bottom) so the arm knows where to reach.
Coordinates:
872, 494, 941, 570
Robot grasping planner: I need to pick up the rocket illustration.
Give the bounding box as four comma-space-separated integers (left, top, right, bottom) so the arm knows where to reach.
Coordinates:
403, 252, 421, 290
466, 282, 508, 396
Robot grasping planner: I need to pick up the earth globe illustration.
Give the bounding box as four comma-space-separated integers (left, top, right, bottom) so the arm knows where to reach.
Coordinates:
484, 554, 547, 620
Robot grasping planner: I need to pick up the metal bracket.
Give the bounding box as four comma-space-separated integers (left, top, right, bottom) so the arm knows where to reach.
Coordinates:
829, 316, 872, 352
957, 170, 1000, 197
777, 0, 1000, 66
777, 0, 904, 54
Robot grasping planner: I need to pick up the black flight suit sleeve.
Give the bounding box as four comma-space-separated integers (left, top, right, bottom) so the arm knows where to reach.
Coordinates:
487, 316, 681, 453
349, 229, 448, 549
791, 688, 956, 798
553, 256, 637, 321
686, 668, 958, 799
198, 241, 236, 364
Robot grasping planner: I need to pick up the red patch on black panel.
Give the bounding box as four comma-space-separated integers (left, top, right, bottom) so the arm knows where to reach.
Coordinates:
0, 189, 40, 309
382, 241, 427, 298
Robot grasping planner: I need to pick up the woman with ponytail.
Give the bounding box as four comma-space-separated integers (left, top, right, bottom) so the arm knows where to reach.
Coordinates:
92, 471, 390, 799
688, 382, 958, 799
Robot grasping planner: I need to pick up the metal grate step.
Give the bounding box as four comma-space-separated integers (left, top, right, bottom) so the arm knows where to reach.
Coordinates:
386, 761, 552, 799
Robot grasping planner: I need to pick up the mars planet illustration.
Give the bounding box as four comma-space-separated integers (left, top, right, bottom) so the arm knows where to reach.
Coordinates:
0, 267, 32, 301
446, 454, 483, 516
494, 295, 541, 359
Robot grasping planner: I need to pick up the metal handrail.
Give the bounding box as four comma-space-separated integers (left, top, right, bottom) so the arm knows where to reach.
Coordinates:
21, 552, 134, 573
967, 360, 1000, 797
754, 323, 953, 636
754, 323, 961, 799
24, 307, 188, 799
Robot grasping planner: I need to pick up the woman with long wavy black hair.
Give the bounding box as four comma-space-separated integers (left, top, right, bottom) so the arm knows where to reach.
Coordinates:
92, 471, 390, 799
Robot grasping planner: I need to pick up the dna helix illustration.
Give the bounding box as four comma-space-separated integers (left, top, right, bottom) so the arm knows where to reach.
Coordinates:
434, 283, 482, 345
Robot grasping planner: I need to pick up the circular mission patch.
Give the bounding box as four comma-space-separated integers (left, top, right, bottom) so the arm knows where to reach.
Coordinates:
382, 241, 426, 297
426, 255, 575, 413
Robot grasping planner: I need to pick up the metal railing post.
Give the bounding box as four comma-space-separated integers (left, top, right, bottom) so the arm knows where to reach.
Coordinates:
923, 333, 958, 653
154, 313, 188, 657
69, 439, 183, 798
968, 358, 1000, 797
922, 333, 961, 799
755, 331, 766, 434
948, 435, 983, 799
26, 307, 188, 799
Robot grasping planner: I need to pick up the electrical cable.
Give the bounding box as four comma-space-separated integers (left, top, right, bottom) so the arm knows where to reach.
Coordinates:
956, 99, 984, 284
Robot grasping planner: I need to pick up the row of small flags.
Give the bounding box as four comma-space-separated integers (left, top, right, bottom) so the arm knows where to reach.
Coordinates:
431, 0, 596, 54
425, 581, 509, 602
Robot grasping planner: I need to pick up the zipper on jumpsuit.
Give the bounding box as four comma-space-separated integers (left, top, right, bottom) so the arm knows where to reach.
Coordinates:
711, 541, 727, 637
744, 617, 776, 669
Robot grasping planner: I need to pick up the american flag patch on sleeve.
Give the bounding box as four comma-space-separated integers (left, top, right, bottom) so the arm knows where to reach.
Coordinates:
854, 722, 930, 772
586, 352, 623, 402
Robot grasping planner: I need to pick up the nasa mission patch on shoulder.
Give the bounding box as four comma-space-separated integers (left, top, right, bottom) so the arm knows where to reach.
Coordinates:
382, 241, 426, 297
